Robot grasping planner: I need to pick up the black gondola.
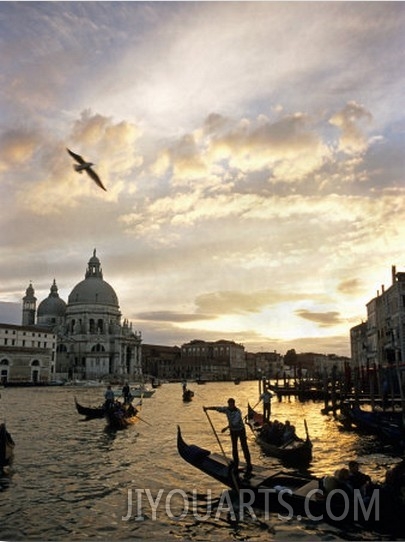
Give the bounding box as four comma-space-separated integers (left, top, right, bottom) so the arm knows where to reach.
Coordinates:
104, 401, 141, 430
340, 403, 405, 446
182, 389, 195, 402
177, 426, 404, 536
74, 397, 106, 419
246, 404, 312, 466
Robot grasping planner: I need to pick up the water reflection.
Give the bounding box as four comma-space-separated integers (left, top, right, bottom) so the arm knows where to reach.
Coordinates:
0, 381, 403, 540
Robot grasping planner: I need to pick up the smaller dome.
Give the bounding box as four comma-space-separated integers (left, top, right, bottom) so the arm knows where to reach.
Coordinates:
37, 280, 66, 317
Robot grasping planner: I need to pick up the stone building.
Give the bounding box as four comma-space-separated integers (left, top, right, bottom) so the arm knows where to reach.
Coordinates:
351, 265, 405, 369
180, 339, 247, 380
0, 323, 57, 384
21, 250, 142, 381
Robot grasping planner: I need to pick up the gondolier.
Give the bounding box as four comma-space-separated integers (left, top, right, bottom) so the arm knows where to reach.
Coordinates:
259, 385, 273, 423
204, 398, 252, 476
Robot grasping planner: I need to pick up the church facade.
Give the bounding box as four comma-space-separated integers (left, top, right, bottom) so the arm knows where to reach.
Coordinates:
22, 250, 142, 381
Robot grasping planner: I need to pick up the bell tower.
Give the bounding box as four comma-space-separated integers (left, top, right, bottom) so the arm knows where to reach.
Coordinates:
22, 282, 37, 326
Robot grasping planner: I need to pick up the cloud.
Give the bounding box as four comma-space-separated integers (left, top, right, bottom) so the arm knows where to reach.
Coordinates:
295, 309, 343, 327
0, 302, 20, 325
136, 310, 213, 323
13, 110, 143, 214
337, 278, 362, 296
195, 289, 307, 316
0, 129, 40, 172
329, 101, 373, 154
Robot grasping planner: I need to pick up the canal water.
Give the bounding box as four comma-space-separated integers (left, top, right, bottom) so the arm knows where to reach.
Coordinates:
0, 381, 403, 541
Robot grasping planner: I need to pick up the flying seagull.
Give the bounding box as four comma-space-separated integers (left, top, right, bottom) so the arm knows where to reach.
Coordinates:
66, 148, 107, 191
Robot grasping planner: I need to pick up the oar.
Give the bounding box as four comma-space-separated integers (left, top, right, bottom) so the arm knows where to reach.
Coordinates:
203, 407, 240, 491
304, 419, 310, 441
135, 415, 152, 427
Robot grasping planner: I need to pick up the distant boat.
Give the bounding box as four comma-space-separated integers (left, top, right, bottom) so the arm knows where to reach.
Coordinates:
182, 389, 195, 402
104, 401, 142, 430
74, 397, 106, 419
114, 385, 155, 399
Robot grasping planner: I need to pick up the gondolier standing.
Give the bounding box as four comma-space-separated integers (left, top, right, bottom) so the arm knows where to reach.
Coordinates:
204, 398, 252, 476
104, 385, 115, 409
259, 385, 273, 423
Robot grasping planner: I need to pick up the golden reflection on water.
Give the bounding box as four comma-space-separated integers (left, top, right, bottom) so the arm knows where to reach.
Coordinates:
0, 380, 402, 541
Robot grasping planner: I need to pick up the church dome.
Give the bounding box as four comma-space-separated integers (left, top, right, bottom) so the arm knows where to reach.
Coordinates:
67, 250, 119, 307
37, 279, 66, 317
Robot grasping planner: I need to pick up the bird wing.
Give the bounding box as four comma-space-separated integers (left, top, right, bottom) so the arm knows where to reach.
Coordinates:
67, 148, 86, 165
86, 167, 107, 191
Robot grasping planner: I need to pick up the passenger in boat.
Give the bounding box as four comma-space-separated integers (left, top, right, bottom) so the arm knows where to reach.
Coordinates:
335, 468, 354, 494
259, 422, 272, 441
348, 460, 371, 494
122, 382, 131, 404
384, 459, 405, 504
104, 385, 115, 408
204, 398, 252, 475
127, 403, 138, 416
113, 401, 125, 419
266, 419, 284, 445
323, 468, 353, 496
259, 385, 273, 423
282, 420, 298, 444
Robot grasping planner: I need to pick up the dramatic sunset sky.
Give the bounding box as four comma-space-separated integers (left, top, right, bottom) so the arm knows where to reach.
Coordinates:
0, 2, 404, 356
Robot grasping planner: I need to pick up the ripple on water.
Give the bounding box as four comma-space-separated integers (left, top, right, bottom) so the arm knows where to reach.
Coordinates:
0, 382, 403, 540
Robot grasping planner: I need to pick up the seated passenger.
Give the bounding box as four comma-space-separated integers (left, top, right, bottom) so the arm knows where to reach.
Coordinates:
348, 460, 371, 494
282, 420, 298, 444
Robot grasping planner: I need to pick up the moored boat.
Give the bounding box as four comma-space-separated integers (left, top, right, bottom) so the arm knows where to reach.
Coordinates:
340, 403, 405, 446
246, 404, 312, 466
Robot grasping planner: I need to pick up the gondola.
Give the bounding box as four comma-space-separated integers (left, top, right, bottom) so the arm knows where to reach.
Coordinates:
182, 389, 195, 402
340, 403, 405, 446
246, 404, 312, 466
0, 423, 15, 474
74, 397, 106, 419
177, 426, 404, 535
104, 400, 142, 430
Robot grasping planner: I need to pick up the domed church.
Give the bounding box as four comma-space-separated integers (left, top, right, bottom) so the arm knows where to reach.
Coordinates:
22, 250, 142, 381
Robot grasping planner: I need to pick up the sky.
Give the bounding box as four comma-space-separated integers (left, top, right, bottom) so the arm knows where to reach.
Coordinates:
0, 2, 404, 357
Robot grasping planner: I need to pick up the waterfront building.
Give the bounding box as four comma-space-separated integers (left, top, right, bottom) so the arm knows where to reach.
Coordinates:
180, 339, 247, 380
18, 250, 142, 382
351, 265, 405, 370
141, 344, 181, 381
0, 323, 56, 384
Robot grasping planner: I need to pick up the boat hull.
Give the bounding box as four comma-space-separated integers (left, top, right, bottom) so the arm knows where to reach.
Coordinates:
177, 426, 404, 535
246, 404, 312, 466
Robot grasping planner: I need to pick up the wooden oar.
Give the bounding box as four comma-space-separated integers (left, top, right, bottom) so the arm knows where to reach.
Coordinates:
135, 415, 152, 427
304, 419, 310, 441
